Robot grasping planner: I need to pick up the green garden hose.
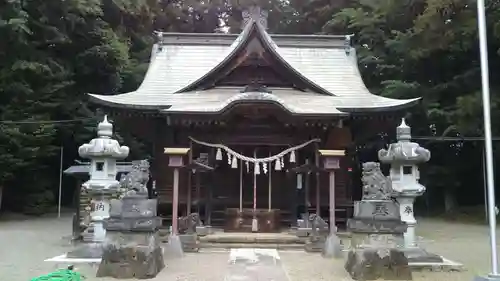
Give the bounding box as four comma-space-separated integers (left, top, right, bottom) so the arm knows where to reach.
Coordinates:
30, 267, 84, 281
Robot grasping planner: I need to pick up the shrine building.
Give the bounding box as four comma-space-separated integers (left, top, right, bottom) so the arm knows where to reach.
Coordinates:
87, 7, 419, 232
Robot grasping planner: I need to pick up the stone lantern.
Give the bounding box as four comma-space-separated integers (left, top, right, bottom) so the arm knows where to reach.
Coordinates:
378, 119, 442, 262
78, 115, 129, 243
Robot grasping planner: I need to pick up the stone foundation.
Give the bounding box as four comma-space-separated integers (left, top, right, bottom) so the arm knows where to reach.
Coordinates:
179, 234, 200, 252
345, 248, 412, 280
97, 232, 164, 278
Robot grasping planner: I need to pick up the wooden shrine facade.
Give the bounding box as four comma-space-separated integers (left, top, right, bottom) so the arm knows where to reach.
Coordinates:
87, 6, 419, 232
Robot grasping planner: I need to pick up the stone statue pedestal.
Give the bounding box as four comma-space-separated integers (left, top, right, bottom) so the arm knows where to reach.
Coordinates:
179, 234, 200, 252
345, 200, 412, 280
97, 232, 164, 278
97, 194, 164, 279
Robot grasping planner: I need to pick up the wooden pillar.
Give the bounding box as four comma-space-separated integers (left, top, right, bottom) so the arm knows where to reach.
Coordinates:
315, 148, 320, 216
239, 160, 243, 212
186, 172, 192, 215
290, 172, 298, 223
196, 172, 201, 214
305, 173, 310, 212
268, 151, 272, 211
164, 147, 190, 235
319, 150, 345, 235
172, 168, 180, 235
329, 171, 336, 234
206, 175, 212, 225
187, 141, 193, 215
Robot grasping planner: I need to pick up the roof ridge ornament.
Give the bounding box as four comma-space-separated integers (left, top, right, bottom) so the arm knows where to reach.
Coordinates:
153, 31, 164, 53
241, 5, 268, 30
344, 34, 353, 55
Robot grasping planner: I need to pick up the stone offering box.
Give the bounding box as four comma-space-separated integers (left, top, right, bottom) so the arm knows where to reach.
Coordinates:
105, 195, 161, 232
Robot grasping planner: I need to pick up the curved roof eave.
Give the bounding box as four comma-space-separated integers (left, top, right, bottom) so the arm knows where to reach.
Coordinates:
158, 95, 349, 116
338, 97, 422, 113
87, 93, 172, 111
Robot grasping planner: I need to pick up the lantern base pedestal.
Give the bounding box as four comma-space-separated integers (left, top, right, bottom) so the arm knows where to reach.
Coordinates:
401, 247, 443, 263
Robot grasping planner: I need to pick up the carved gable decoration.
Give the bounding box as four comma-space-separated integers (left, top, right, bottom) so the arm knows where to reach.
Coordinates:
210, 37, 299, 89
241, 5, 268, 30
186, 21, 313, 92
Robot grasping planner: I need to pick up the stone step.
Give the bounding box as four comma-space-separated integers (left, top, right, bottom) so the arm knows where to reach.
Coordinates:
199, 242, 305, 250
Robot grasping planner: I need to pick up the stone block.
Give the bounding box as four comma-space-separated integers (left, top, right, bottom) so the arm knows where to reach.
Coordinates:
105, 217, 162, 232
353, 200, 400, 220
351, 233, 404, 249
179, 234, 200, 252
97, 233, 164, 279
402, 247, 444, 263
304, 237, 326, 253
296, 227, 311, 237
121, 198, 157, 219
196, 226, 211, 236
345, 247, 412, 280
347, 218, 407, 235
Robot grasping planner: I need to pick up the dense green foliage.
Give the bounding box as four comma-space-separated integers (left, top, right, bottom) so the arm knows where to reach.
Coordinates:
0, 0, 498, 214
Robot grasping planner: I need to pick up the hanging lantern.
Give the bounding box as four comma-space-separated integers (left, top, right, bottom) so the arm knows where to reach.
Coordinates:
231, 156, 238, 169
216, 148, 222, 161
255, 162, 260, 175
274, 159, 281, 171
263, 162, 268, 174
290, 150, 296, 163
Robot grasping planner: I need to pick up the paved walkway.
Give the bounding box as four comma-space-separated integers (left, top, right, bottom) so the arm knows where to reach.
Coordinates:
0, 214, 498, 281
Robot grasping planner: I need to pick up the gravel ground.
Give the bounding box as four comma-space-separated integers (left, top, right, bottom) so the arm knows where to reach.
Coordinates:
0, 214, 496, 281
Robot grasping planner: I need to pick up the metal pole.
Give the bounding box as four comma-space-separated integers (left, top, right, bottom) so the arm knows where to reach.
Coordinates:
57, 146, 63, 218
483, 146, 488, 222
476, 0, 499, 275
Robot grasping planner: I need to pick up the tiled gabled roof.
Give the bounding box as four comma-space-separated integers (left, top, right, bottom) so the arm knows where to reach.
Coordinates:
88, 19, 420, 115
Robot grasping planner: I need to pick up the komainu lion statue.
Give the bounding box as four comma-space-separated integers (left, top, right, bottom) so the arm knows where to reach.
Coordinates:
308, 213, 329, 239
361, 162, 393, 200
119, 159, 150, 195
178, 213, 203, 234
